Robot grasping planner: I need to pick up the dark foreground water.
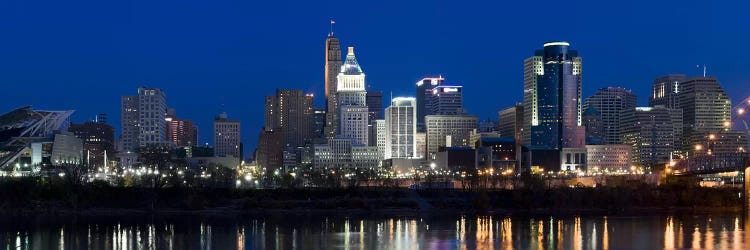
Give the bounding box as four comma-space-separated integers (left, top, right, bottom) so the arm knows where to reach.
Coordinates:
1, 212, 749, 249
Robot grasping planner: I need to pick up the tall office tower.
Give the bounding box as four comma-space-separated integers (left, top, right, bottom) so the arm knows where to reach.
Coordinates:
265, 89, 315, 147
375, 119, 386, 159
366, 91, 383, 121
425, 115, 478, 158
583, 87, 637, 144
70, 120, 115, 167
324, 29, 343, 139
430, 85, 464, 115
650, 74, 686, 108
336, 46, 369, 146
384, 97, 417, 159
165, 109, 198, 148
416, 77, 445, 132
498, 103, 524, 139
214, 112, 241, 158
582, 105, 604, 145
679, 77, 732, 150
622, 106, 683, 168
120, 87, 167, 152
522, 42, 584, 150
312, 108, 326, 139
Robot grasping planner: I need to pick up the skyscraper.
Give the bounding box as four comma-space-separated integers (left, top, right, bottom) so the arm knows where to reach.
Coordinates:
120, 87, 167, 152
336, 46, 369, 146
678, 77, 742, 154
430, 85, 464, 115
416, 77, 445, 132
385, 97, 417, 159
583, 87, 637, 144
650, 74, 686, 108
324, 28, 343, 139
523, 41, 584, 150
265, 89, 315, 147
366, 91, 383, 121
622, 106, 683, 167
214, 112, 241, 158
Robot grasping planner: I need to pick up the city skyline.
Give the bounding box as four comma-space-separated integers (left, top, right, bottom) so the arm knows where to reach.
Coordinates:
1, 0, 749, 156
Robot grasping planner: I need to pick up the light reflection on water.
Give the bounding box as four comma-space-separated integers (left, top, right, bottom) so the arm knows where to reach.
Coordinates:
1, 213, 748, 249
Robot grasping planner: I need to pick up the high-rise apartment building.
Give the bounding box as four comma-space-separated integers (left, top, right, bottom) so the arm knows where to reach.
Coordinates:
336, 47, 369, 146
416, 77, 445, 132
385, 97, 417, 159
213, 112, 241, 158
425, 115, 478, 157
375, 119, 386, 159
120, 87, 167, 152
265, 89, 315, 147
583, 87, 637, 144
522, 42, 584, 150
650, 74, 686, 108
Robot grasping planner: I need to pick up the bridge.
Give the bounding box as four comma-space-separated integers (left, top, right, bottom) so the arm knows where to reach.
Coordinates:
673, 153, 750, 209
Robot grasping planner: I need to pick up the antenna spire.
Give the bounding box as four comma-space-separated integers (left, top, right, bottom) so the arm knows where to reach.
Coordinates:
329, 19, 336, 36
703, 65, 707, 77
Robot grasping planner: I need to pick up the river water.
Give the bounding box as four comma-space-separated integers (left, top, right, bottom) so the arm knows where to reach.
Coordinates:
1, 212, 748, 249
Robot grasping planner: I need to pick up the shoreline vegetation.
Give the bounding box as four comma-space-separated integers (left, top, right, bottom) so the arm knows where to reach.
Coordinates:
0, 177, 743, 216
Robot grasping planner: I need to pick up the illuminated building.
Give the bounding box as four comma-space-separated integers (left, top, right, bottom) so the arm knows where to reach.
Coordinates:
214, 112, 241, 158
425, 114, 478, 158
498, 103, 524, 141
678, 77, 734, 153
415, 77, 445, 132
165, 109, 198, 148
336, 46, 369, 146
622, 106, 682, 167
385, 97, 417, 159
586, 144, 631, 174
522, 41, 584, 149
583, 87, 637, 144
265, 89, 314, 147
430, 85, 464, 115
324, 27, 342, 139
120, 87, 167, 152
650, 74, 686, 109
70, 119, 115, 167
313, 138, 380, 169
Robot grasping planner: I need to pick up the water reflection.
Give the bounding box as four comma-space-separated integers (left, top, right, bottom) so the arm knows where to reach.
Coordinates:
0, 212, 748, 249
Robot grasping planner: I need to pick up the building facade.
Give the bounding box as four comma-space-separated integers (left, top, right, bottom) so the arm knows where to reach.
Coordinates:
313, 139, 380, 169
583, 87, 637, 144
586, 144, 632, 174
622, 106, 683, 168
213, 112, 241, 158
415, 77, 445, 132
522, 41, 584, 149
425, 115, 478, 158
324, 31, 343, 139
650, 74, 686, 109
385, 97, 417, 159
120, 87, 167, 153
265, 89, 315, 147
430, 85, 464, 115
70, 120, 115, 167
336, 47, 369, 146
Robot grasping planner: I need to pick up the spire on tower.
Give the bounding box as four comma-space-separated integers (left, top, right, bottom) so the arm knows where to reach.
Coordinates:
329, 19, 336, 37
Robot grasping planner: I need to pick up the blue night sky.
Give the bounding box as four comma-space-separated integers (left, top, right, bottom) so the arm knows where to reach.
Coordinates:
1, 0, 749, 157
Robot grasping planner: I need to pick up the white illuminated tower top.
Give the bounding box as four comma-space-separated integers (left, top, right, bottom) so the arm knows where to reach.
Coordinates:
337, 46, 366, 93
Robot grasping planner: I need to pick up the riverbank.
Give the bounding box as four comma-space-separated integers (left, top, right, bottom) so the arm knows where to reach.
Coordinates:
0, 178, 743, 216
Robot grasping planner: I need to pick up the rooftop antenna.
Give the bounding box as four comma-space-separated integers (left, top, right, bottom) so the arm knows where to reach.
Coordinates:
329, 19, 336, 36
696, 64, 707, 77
